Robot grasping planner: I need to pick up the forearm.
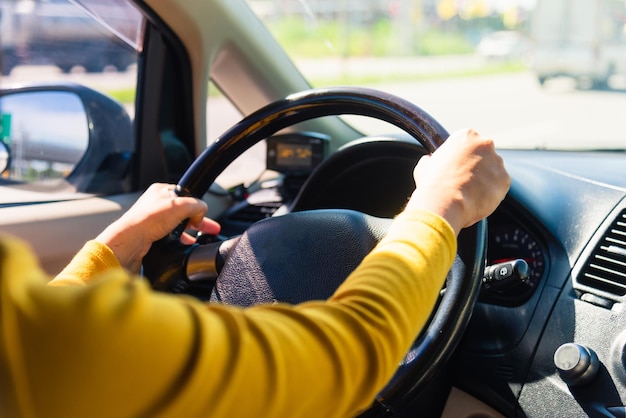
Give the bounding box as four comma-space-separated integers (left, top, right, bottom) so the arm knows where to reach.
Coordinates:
321, 209, 457, 411
36, 209, 456, 418
205, 209, 457, 417
330, 209, 456, 350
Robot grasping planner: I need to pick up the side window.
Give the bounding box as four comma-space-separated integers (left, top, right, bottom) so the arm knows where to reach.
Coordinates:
1, 0, 139, 76
208, 82, 267, 189
0, 0, 142, 202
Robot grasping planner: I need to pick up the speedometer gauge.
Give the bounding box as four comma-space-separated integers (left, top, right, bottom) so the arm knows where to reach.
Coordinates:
484, 224, 547, 305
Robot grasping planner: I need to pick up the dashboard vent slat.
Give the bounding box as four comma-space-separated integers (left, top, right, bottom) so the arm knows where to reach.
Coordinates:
578, 210, 626, 296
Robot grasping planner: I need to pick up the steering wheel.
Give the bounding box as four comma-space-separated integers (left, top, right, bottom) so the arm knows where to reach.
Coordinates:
142, 87, 486, 415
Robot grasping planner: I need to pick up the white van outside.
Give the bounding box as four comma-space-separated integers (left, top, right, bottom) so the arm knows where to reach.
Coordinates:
530, 0, 626, 89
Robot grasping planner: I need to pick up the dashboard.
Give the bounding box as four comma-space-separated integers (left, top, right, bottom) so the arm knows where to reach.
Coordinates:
221, 135, 626, 416
460, 149, 626, 416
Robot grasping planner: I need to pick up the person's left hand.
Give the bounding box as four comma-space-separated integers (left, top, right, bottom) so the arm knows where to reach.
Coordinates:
95, 183, 221, 273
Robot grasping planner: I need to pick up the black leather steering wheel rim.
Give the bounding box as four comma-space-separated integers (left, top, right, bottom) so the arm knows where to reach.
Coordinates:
175, 87, 447, 197
154, 87, 486, 415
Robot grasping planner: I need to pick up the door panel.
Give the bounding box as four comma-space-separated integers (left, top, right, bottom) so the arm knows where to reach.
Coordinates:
0, 194, 137, 275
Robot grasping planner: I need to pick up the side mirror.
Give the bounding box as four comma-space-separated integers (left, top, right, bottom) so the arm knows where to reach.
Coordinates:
0, 82, 134, 194
0, 141, 10, 174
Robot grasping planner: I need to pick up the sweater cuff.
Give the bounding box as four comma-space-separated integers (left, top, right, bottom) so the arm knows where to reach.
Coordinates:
49, 240, 122, 286
393, 208, 456, 248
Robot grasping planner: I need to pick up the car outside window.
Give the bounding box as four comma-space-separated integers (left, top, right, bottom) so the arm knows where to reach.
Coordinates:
245, 0, 626, 151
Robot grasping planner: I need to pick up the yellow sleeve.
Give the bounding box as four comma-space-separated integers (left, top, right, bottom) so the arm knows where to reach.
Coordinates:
0, 209, 456, 418
49, 240, 122, 286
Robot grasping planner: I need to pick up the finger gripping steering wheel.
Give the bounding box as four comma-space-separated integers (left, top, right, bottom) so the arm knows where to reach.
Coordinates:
144, 87, 486, 415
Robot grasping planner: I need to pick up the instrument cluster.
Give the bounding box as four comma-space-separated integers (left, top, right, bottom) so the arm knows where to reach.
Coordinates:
481, 212, 548, 306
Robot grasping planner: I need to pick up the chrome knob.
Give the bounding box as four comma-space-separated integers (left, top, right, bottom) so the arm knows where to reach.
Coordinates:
554, 343, 600, 386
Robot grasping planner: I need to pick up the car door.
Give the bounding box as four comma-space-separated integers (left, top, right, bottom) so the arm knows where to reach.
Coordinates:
0, 0, 283, 276
0, 0, 357, 276
0, 0, 144, 274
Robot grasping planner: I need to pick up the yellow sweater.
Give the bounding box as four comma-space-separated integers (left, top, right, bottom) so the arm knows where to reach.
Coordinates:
0, 209, 455, 418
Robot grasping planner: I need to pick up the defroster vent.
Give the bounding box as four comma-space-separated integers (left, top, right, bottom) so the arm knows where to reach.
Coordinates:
578, 209, 626, 297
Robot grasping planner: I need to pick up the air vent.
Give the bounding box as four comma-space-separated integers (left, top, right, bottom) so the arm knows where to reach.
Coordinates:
578, 210, 626, 297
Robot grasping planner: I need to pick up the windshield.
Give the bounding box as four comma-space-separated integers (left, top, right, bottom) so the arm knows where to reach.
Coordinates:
246, 0, 626, 151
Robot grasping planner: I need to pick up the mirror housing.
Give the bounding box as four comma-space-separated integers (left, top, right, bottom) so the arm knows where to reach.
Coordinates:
0, 82, 134, 194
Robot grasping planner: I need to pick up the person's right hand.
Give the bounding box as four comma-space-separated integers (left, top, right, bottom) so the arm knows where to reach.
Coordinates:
406, 128, 510, 235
